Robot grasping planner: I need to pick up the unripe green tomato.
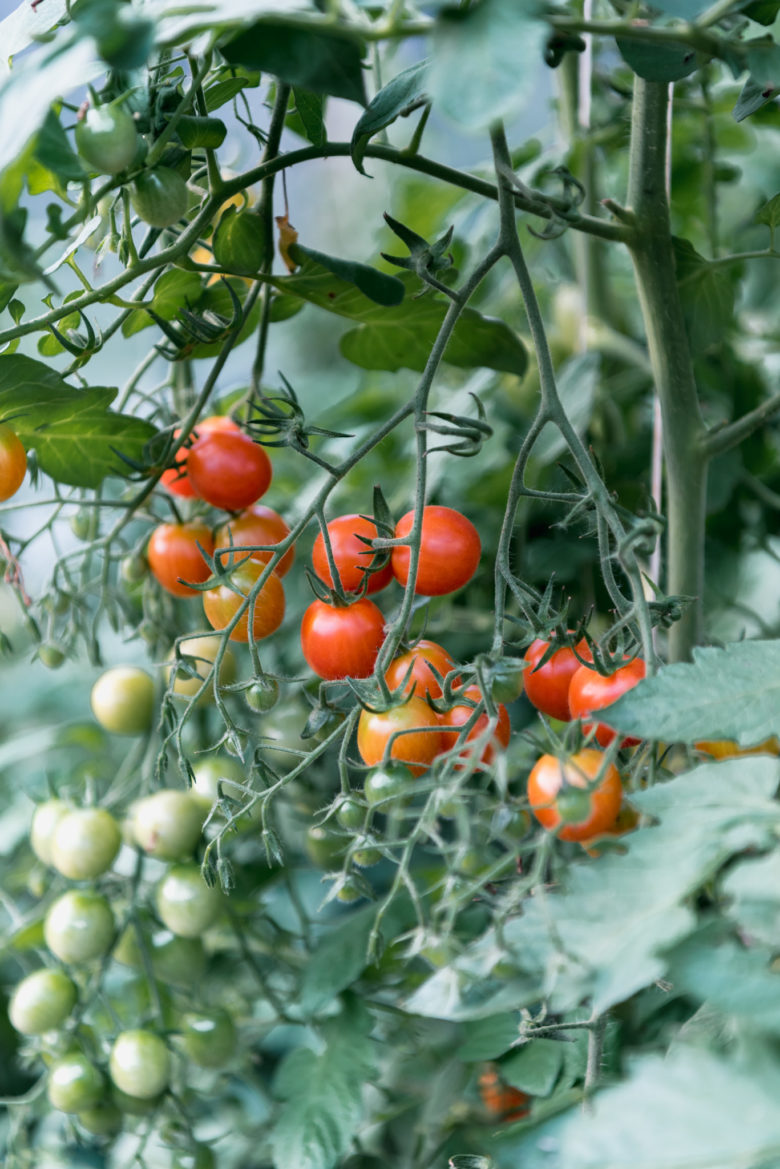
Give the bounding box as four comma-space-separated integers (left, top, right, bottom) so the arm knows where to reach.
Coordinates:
75, 103, 139, 174
8, 968, 78, 1034
212, 207, 266, 276
336, 796, 365, 831
336, 876, 363, 903
351, 840, 382, 868
51, 807, 121, 879
47, 1052, 104, 1112
70, 509, 94, 541
171, 1145, 216, 1169
131, 167, 189, 228
77, 1099, 123, 1136
110, 1029, 171, 1099
156, 864, 221, 937
490, 658, 525, 704
120, 553, 148, 584
305, 825, 346, 868
91, 666, 155, 736
180, 1007, 237, 1068
38, 643, 66, 670
113, 921, 206, 987
44, 890, 115, 964
363, 763, 414, 809
190, 756, 258, 826
30, 798, 71, 866
132, 790, 204, 859
112, 1085, 162, 1115
244, 676, 280, 713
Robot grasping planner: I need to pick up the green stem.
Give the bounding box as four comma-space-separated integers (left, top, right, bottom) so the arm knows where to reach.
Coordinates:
625, 78, 707, 662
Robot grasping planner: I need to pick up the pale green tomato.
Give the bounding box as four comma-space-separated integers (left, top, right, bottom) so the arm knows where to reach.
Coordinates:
110, 1029, 171, 1099
156, 864, 221, 938
91, 666, 155, 736
30, 798, 71, 866
113, 919, 206, 987
132, 791, 204, 859
51, 807, 121, 879
75, 103, 139, 175
112, 1085, 162, 1115
165, 635, 237, 702
180, 1007, 237, 1068
8, 968, 77, 1034
190, 756, 259, 827
77, 1099, 122, 1136
44, 890, 115, 964
47, 1053, 104, 1112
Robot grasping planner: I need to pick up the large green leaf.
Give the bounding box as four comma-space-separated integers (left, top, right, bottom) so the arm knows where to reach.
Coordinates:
351, 59, 428, 176
290, 244, 405, 307
602, 640, 780, 744
299, 909, 374, 1014
0, 354, 156, 487
221, 20, 366, 105
721, 850, 780, 947
501, 1040, 563, 1097
616, 36, 700, 82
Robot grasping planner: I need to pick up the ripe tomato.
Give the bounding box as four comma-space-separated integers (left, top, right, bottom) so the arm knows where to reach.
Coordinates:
478, 1065, 530, 1122
215, 503, 294, 577
51, 807, 121, 880
300, 597, 385, 680
312, 513, 393, 595
203, 558, 285, 642
161, 415, 239, 497
44, 890, 115, 964
156, 864, 222, 937
90, 666, 155, 736
9, 969, 77, 1035
357, 697, 445, 776
568, 658, 646, 748
439, 685, 511, 768
384, 639, 458, 699
109, 1029, 171, 1099
148, 521, 214, 598
524, 636, 590, 722
132, 790, 205, 859
391, 506, 481, 596
0, 424, 27, 501
527, 749, 623, 842
187, 430, 272, 511
48, 1053, 104, 1113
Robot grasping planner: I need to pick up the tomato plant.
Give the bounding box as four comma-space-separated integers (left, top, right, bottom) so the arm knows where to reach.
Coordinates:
214, 503, 294, 576
384, 639, 458, 699
391, 506, 481, 596
524, 636, 590, 722
202, 558, 285, 642
148, 521, 215, 598
0, 424, 26, 501
164, 633, 237, 700
568, 659, 647, 748
109, 1029, 171, 1099
300, 597, 386, 680
9, 969, 77, 1035
75, 102, 139, 174
90, 666, 155, 736
180, 1008, 237, 1068
527, 749, 623, 842
30, 798, 71, 867
357, 697, 444, 775
160, 415, 239, 497
311, 513, 393, 594
187, 431, 272, 511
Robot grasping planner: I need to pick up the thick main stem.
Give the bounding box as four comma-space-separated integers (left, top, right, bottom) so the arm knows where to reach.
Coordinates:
626, 79, 707, 662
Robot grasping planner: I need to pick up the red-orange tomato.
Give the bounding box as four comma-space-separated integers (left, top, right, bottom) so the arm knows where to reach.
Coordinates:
527, 749, 623, 842
214, 504, 294, 578
187, 430, 272, 511
391, 506, 481, 597
478, 1066, 530, 1122
147, 521, 214, 597
568, 658, 646, 748
357, 697, 445, 776
312, 514, 394, 595
203, 558, 285, 642
0, 424, 27, 501
695, 737, 780, 759
160, 415, 239, 498
384, 639, 459, 699
524, 636, 591, 722
300, 598, 386, 680
439, 685, 511, 769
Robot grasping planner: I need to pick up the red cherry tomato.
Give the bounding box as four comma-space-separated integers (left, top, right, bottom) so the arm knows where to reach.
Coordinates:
439, 685, 511, 768
203, 559, 285, 642
384, 639, 459, 699
524, 636, 591, 722
311, 514, 393, 595
187, 430, 272, 511
0, 424, 27, 501
479, 1065, 530, 1122
391, 506, 481, 597
357, 697, 444, 776
215, 504, 294, 577
527, 749, 623, 842
160, 415, 238, 498
147, 521, 214, 597
568, 658, 646, 747
300, 598, 385, 680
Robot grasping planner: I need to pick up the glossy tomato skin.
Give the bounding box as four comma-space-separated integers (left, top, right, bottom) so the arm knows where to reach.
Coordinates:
51, 807, 121, 880
215, 503, 294, 577
132, 790, 205, 860
524, 637, 590, 722
44, 890, 115, 965
527, 749, 623, 842
75, 103, 139, 174
439, 686, 511, 769
391, 506, 481, 597
568, 658, 646, 748
161, 415, 238, 498
109, 1029, 171, 1099
187, 431, 272, 511
300, 598, 385, 680
203, 559, 285, 643
9, 969, 78, 1035
156, 864, 222, 937
48, 1053, 104, 1112
357, 697, 445, 776
148, 521, 214, 598
30, 798, 71, 866
384, 639, 458, 699
312, 514, 393, 595
90, 666, 155, 736
0, 424, 27, 501
180, 1008, 237, 1068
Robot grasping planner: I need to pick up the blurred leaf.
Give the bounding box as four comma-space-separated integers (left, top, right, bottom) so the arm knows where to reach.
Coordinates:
151, 269, 204, 319
351, 59, 428, 175
299, 910, 373, 1014
616, 36, 699, 82
290, 243, 405, 307
221, 21, 367, 105
733, 75, 778, 120
32, 108, 85, 185
722, 850, 780, 947
532, 353, 599, 465
203, 71, 257, 111
674, 238, 736, 352
290, 88, 326, 146
0, 0, 68, 61
501, 1040, 562, 1097
743, 0, 780, 23
756, 192, 780, 227
458, 1014, 520, 1061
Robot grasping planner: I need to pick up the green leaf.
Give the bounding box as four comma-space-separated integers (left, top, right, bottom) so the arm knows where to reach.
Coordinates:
351, 59, 428, 176
0, 0, 68, 62
299, 910, 373, 1014
152, 269, 205, 318
0, 283, 18, 314
290, 243, 405, 307
722, 850, 780, 947
616, 36, 699, 82
221, 21, 367, 105
532, 353, 599, 465
449, 1158, 494, 1169
501, 1040, 563, 1097
756, 192, 780, 227
458, 1014, 520, 1061
290, 89, 326, 146
673, 237, 736, 352
0, 354, 157, 487
33, 108, 85, 185
429, 0, 547, 131
602, 640, 780, 744
743, 0, 780, 23
271, 999, 375, 1169
643, 0, 711, 13
203, 72, 257, 112
733, 75, 778, 121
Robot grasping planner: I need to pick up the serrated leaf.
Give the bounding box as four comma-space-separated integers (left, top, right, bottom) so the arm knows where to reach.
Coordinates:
501, 1040, 563, 1097
756, 192, 780, 227
291, 88, 326, 146
221, 20, 367, 105
351, 59, 427, 176
602, 640, 780, 744
616, 36, 699, 82
299, 909, 373, 1014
